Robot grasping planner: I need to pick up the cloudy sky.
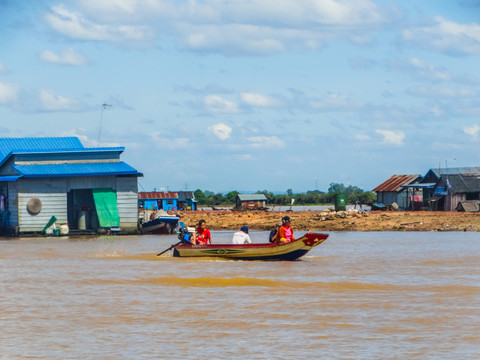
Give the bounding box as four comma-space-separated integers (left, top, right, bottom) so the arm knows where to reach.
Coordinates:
1, 1, 480, 193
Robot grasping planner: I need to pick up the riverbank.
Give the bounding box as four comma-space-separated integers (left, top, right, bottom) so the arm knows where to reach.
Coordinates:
177, 210, 480, 232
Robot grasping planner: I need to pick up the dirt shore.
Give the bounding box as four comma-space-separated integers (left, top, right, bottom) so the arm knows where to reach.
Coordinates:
176, 210, 480, 232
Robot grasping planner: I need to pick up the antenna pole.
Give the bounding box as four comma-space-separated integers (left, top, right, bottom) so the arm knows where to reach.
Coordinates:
97, 103, 112, 146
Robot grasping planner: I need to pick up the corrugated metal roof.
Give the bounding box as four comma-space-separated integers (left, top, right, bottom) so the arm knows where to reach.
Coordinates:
177, 191, 194, 201
11, 162, 140, 177
0, 137, 84, 163
372, 175, 421, 192
429, 167, 480, 178
440, 174, 480, 194
138, 192, 179, 199
237, 194, 267, 201
0, 175, 21, 182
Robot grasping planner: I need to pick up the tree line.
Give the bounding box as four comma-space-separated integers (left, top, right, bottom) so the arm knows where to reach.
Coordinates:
193, 183, 376, 207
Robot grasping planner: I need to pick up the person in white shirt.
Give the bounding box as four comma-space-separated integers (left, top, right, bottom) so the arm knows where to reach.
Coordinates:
232, 226, 252, 244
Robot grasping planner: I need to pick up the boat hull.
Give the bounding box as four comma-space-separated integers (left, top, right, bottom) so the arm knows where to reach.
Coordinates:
142, 217, 180, 234
172, 233, 328, 260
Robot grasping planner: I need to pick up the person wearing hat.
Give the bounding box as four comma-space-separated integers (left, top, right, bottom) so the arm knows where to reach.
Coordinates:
269, 222, 282, 242
274, 216, 295, 244
232, 226, 252, 244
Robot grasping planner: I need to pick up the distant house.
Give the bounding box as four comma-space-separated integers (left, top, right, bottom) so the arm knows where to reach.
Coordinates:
235, 194, 267, 210
0, 137, 142, 235
372, 174, 423, 211
431, 173, 480, 211
138, 191, 197, 211
422, 167, 480, 211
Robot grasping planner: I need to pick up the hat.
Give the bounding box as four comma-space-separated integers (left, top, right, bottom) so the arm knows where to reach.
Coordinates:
240, 226, 249, 233
282, 216, 292, 224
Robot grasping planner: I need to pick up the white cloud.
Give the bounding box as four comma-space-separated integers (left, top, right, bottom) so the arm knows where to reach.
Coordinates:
47, 0, 388, 55
241, 92, 281, 107
45, 4, 154, 46
407, 57, 452, 81
210, 123, 232, 140
40, 48, 87, 66
150, 133, 190, 149
0, 82, 19, 104
248, 136, 285, 149
39, 89, 80, 111
204, 95, 239, 113
375, 129, 405, 145
463, 124, 480, 140
403, 16, 480, 55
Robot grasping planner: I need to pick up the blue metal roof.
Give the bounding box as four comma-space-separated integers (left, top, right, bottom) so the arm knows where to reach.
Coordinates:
0, 137, 84, 164
12, 162, 141, 177
0, 175, 21, 182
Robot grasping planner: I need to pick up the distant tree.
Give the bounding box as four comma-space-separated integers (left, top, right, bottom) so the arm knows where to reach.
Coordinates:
328, 183, 346, 194
359, 191, 376, 204
345, 185, 363, 194
295, 193, 307, 204
286, 189, 293, 197
276, 194, 289, 206
225, 191, 239, 204
257, 190, 275, 204
194, 189, 206, 205
204, 190, 215, 197
212, 193, 225, 205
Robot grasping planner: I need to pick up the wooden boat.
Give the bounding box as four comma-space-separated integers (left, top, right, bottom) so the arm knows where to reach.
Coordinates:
171, 232, 328, 260
141, 213, 180, 234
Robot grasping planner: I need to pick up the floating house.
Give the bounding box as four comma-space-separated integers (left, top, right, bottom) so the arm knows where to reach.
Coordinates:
138, 191, 197, 211
0, 137, 142, 235
428, 171, 480, 211
372, 174, 423, 211
235, 194, 268, 210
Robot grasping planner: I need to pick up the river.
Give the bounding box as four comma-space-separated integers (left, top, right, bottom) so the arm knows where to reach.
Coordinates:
1, 231, 479, 359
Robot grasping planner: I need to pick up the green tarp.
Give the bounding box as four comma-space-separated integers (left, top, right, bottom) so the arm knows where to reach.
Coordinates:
92, 188, 120, 228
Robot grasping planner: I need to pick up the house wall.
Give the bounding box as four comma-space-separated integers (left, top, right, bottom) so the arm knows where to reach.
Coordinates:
446, 193, 466, 212
376, 192, 397, 205
240, 200, 266, 209
17, 178, 68, 232
376, 190, 422, 210
116, 176, 138, 231
15, 176, 138, 232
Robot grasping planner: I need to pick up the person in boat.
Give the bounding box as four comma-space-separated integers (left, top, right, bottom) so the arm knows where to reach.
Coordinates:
178, 226, 195, 244
196, 219, 212, 245
232, 226, 252, 244
269, 222, 281, 242
274, 216, 296, 244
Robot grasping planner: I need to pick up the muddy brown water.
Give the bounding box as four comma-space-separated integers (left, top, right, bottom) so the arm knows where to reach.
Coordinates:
1, 231, 479, 359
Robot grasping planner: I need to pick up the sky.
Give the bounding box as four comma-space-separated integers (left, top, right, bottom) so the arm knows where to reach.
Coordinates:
1, 0, 480, 193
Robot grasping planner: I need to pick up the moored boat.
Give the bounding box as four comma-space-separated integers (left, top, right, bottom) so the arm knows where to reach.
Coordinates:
141, 210, 180, 234
170, 232, 328, 260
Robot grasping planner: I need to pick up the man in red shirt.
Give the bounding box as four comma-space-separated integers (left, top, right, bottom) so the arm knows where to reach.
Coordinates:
196, 219, 212, 245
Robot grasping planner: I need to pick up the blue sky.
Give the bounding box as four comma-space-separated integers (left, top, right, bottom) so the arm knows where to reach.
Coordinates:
1, 1, 480, 193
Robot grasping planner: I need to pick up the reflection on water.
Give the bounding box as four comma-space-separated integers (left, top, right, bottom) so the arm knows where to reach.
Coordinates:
1, 231, 480, 359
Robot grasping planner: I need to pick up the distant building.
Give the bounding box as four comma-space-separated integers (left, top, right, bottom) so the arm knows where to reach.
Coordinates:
138, 191, 197, 211
235, 194, 267, 210
0, 137, 142, 235
372, 174, 423, 211
429, 172, 480, 211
